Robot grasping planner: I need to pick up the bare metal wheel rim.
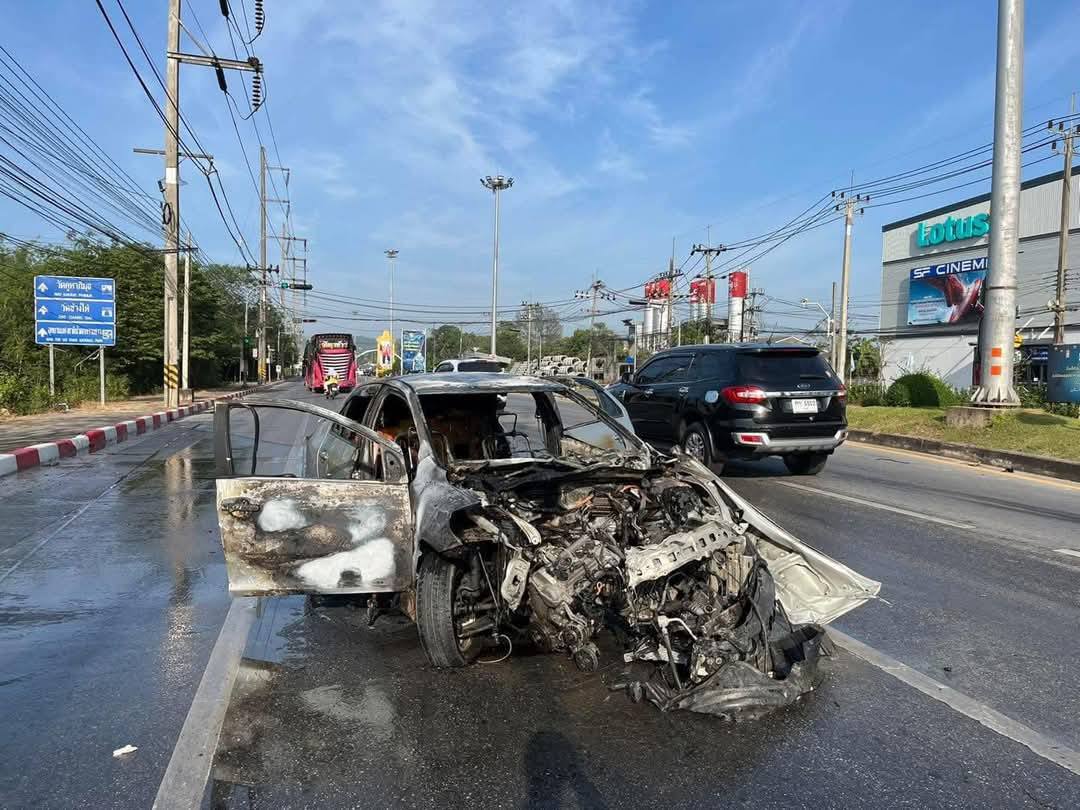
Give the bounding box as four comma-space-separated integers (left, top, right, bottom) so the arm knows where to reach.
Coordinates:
683, 431, 706, 461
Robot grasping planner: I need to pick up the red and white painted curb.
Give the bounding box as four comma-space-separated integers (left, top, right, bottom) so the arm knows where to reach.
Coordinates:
0, 387, 265, 479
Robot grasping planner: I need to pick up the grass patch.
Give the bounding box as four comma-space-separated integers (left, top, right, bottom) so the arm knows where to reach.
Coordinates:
847, 405, 1080, 462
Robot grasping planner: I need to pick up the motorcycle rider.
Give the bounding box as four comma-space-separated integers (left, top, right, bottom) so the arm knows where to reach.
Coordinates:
325, 371, 341, 400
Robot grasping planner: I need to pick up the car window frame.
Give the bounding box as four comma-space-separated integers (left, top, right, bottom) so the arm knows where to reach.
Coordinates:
214, 397, 407, 484
637, 353, 694, 385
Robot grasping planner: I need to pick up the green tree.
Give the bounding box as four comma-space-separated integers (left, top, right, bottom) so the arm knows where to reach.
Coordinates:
0, 234, 282, 413
851, 337, 883, 380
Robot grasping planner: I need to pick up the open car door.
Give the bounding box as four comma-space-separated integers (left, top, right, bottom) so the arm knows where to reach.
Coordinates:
214, 398, 413, 596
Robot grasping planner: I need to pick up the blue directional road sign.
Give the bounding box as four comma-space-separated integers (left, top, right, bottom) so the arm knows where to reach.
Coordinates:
35, 299, 116, 322
34, 275, 116, 346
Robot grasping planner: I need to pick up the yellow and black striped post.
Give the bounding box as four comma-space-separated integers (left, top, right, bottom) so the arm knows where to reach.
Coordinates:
164, 363, 180, 404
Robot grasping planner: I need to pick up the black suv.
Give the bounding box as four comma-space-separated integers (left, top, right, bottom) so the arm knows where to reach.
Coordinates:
608, 344, 847, 474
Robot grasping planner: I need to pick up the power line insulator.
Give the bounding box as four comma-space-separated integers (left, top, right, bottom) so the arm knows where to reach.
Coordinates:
251, 73, 263, 111
219, 0, 230, 18
255, 0, 265, 33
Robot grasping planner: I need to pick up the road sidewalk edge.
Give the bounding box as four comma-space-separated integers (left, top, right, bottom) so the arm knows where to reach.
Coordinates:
0, 385, 269, 479
152, 597, 257, 810
846, 429, 1080, 483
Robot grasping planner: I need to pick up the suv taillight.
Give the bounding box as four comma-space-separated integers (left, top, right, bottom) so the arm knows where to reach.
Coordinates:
836, 383, 847, 399
721, 385, 767, 405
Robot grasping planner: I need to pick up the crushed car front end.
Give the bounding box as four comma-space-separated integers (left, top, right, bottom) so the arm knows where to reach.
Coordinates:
414, 382, 879, 719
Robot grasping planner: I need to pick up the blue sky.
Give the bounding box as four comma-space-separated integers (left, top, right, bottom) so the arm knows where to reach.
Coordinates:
4, 0, 1080, 339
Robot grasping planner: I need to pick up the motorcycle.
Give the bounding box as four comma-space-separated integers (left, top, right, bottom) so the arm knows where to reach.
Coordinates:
325, 375, 340, 400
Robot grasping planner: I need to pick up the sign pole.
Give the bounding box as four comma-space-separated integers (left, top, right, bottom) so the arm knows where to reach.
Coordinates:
99, 347, 106, 405
48, 345, 55, 396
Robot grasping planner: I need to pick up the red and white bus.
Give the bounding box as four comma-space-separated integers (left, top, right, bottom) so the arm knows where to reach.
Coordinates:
303, 333, 357, 393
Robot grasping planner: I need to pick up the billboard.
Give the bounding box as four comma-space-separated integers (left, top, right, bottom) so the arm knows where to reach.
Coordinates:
1048, 344, 1080, 403
728, 271, 748, 299
688, 278, 715, 304
907, 256, 987, 326
644, 279, 671, 299
376, 330, 394, 373
401, 329, 426, 374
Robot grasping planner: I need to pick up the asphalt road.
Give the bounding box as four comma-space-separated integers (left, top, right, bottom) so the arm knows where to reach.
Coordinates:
2, 378, 1078, 808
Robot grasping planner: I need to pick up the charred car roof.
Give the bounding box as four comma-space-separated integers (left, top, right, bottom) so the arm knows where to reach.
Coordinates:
387, 372, 565, 395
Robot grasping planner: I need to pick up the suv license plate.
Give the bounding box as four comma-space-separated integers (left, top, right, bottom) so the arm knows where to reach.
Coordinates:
791, 398, 818, 414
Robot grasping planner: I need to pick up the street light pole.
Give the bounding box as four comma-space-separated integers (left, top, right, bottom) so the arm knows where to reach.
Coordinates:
801, 298, 834, 367
481, 175, 513, 356
385, 249, 398, 351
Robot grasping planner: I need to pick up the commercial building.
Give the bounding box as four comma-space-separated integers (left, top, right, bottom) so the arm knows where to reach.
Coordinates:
879, 166, 1080, 387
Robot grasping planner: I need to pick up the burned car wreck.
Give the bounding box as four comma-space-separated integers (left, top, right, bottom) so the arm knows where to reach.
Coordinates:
214, 374, 879, 719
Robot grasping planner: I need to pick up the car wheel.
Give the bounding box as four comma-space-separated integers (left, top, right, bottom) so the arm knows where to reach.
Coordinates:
681, 424, 712, 466
416, 551, 485, 667
783, 452, 829, 475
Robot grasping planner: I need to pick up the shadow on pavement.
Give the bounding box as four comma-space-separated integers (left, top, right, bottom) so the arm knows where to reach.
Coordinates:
524, 730, 610, 810
715, 457, 792, 478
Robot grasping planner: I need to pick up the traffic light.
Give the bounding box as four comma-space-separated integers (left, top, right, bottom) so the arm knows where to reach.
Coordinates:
279, 282, 313, 290
243, 335, 252, 347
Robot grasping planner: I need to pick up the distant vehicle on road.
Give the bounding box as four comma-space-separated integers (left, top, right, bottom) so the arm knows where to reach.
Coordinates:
432, 354, 510, 373
608, 344, 847, 474
303, 333, 358, 393
212, 373, 877, 718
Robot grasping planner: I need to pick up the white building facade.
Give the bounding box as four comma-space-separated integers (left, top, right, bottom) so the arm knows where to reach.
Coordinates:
879, 166, 1080, 388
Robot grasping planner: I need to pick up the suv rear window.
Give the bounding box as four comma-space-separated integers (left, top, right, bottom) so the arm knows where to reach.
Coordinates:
735, 350, 835, 385
456, 360, 505, 372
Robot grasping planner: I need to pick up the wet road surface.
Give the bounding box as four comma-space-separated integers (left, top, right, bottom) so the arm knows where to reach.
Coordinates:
2, 378, 1078, 807
723, 447, 1080, 752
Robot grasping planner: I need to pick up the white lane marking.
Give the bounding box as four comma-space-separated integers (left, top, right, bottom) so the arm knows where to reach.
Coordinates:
1054, 548, 1080, 559
775, 480, 977, 530
152, 598, 257, 810
830, 629, 1080, 777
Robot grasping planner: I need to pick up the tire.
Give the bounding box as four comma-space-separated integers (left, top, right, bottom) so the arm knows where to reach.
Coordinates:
681, 423, 712, 466
416, 552, 481, 668
783, 452, 829, 475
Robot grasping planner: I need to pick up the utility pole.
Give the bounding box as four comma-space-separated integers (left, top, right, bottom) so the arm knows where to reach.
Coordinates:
257, 154, 290, 382
160, 0, 261, 400
972, 0, 1024, 406
1051, 98, 1077, 344
833, 192, 867, 383
241, 299, 248, 383
481, 175, 513, 356
667, 256, 676, 349
258, 145, 267, 383
522, 301, 534, 367
691, 241, 723, 343
182, 230, 191, 392
279, 234, 308, 361
162, 0, 181, 407
575, 277, 615, 376
385, 249, 399, 350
